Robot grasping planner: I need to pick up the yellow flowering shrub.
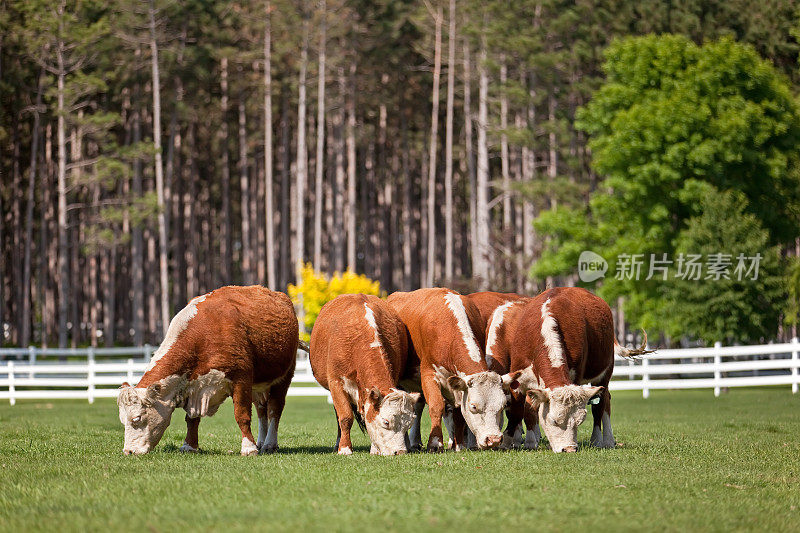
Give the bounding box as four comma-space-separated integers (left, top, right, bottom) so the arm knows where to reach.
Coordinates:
288, 263, 382, 341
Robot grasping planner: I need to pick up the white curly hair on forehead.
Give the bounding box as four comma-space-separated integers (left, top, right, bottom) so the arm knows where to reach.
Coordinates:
548, 384, 594, 406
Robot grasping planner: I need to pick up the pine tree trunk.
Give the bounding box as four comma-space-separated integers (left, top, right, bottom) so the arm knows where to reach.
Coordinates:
149, 0, 169, 335
264, 2, 276, 288
280, 86, 291, 287
475, 32, 490, 289
185, 121, 197, 298
463, 38, 477, 276
219, 56, 232, 284
21, 70, 43, 346
522, 73, 536, 292
313, 0, 326, 270
295, 19, 309, 282
345, 57, 357, 271
56, 17, 69, 348
426, 4, 442, 287
401, 104, 412, 289
239, 95, 251, 284
444, 0, 455, 282
131, 86, 144, 346
500, 58, 510, 232
333, 67, 346, 272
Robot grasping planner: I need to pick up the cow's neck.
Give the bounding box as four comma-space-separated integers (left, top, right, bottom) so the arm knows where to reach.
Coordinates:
137, 347, 191, 388
357, 348, 398, 394
533, 355, 572, 389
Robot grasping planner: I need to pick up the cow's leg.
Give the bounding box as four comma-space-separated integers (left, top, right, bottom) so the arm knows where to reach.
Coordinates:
180, 415, 200, 452
596, 388, 615, 448
443, 406, 456, 449
466, 428, 477, 450
260, 373, 291, 454
420, 370, 445, 452
329, 380, 355, 455
232, 381, 258, 456
502, 392, 526, 448
523, 401, 541, 450
406, 397, 425, 451
451, 408, 467, 452
256, 402, 269, 449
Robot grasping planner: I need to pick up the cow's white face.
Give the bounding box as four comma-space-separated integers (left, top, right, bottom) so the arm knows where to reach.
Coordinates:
363, 388, 421, 456
527, 384, 603, 453
117, 375, 186, 455
444, 370, 522, 450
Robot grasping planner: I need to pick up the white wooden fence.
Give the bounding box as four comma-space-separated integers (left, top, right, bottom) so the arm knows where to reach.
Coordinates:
0, 338, 797, 405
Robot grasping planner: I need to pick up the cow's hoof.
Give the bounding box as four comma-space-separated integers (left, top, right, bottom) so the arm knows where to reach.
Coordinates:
259, 444, 278, 454
240, 437, 259, 456
408, 443, 423, 453
427, 437, 444, 453
338, 446, 353, 456
179, 442, 198, 453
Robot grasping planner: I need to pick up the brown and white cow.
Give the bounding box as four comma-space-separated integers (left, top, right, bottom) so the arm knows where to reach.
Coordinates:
466, 291, 530, 374
506, 287, 651, 453
310, 294, 421, 456
387, 288, 521, 451
117, 285, 298, 456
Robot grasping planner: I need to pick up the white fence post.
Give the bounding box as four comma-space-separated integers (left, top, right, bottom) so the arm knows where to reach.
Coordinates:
144, 344, 152, 364
792, 337, 798, 395
87, 347, 95, 404
8, 360, 15, 406
28, 345, 35, 378
642, 358, 650, 399
713, 341, 722, 397
127, 358, 134, 384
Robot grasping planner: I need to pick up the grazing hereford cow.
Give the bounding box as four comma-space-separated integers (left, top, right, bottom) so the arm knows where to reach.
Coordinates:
387, 288, 521, 451
465, 291, 530, 373
310, 294, 421, 456
507, 287, 651, 453
117, 285, 298, 456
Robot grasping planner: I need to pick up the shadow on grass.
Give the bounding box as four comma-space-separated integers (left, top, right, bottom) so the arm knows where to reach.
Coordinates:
160, 443, 373, 456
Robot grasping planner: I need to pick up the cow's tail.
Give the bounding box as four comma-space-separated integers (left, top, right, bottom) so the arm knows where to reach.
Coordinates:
614, 329, 655, 359
298, 339, 310, 353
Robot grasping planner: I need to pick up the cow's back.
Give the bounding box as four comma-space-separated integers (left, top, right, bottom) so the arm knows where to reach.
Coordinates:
142, 285, 298, 387
310, 293, 409, 391
509, 287, 614, 386
388, 288, 486, 374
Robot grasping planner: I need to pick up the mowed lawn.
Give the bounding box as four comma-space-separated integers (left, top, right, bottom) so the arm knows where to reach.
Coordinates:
1, 389, 799, 532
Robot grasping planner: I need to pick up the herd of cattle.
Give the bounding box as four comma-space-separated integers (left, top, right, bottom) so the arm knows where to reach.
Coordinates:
117, 285, 652, 456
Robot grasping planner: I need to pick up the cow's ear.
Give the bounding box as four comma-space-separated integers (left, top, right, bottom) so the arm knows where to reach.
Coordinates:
514, 366, 538, 392
368, 387, 383, 408
145, 382, 162, 404
120, 382, 131, 389
446, 376, 467, 408
526, 387, 549, 405
581, 385, 604, 404
501, 370, 523, 392
407, 392, 422, 405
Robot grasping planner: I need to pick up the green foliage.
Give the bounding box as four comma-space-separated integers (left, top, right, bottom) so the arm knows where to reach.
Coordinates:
534, 35, 800, 343
661, 190, 785, 344
288, 264, 382, 341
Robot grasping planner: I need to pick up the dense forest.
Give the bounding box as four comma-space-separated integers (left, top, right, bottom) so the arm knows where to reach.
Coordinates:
2, 0, 800, 348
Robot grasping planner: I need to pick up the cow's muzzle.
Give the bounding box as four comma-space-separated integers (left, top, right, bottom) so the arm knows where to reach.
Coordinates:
480, 434, 503, 450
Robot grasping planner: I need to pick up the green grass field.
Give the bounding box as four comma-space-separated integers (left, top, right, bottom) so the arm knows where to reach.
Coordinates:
1, 388, 799, 532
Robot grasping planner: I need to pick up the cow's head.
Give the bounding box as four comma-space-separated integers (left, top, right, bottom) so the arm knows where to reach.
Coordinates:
117, 374, 187, 455
363, 388, 421, 456
437, 367, 522, 450
522, 379, 603, 453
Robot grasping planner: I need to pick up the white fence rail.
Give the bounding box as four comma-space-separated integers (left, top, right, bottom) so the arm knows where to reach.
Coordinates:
0, 338, 798, 405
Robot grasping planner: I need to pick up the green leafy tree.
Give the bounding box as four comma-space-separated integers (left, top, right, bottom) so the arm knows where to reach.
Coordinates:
534, 35, 800, 340
662, 190, 784, 344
